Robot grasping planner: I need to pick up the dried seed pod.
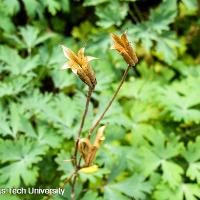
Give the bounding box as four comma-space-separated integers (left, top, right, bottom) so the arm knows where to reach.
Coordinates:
78, 138, 91, 163
78, 125, 106, 166
78, 138, 95, 166
84, 125, 106, 166
61, 45, 97, 89
110, 32, 138, 66
93, 125, 106, 148
85, 146, 98, 167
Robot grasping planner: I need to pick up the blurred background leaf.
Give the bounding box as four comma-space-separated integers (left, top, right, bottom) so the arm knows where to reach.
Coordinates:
0, 0, 199, 199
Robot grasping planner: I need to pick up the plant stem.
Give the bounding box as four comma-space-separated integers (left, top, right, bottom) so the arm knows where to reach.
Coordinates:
70, 65, 131, 199
70, 64, 131, 199
73, 87, 93, 166
71, 172, 78, 200
133, 3, 144, 21
44, 171, 77, 200
70, 87, 93, 200
62, 171, 76, 188
128, 9, 139, 23
88, 65, 131, 139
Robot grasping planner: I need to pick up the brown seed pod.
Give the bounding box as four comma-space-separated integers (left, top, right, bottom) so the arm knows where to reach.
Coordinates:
61, 45, 97, 89
78, 125, 106, 166
110, 32, 138, 66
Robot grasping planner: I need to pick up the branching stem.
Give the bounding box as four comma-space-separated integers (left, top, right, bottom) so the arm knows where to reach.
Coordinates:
61, 64, 131, 200
71, 171, 78, 200
73, 87, 93, 166
88, 64, 131, 139
70, 87, 93, 200
133, 3, 144, 21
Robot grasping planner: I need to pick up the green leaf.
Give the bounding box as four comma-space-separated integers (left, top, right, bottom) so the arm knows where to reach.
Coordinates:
154, 183, 200, 200
0, 112, 12, 136
162, 160, 184, 188
0, 194, 20, 200
53, 94, 78, 128
35, 122, 63, 148
95, 1, 128, 28
140, 130, 184, 188
183, 136, 200, 183
2, 0, 20, 15
19, 25, 40, 51
20, 89, 52, 118
128, 0, 179, 63
22, 0, 41, 18
158, 77, 200, 123
110, 174, 153, 199
154, 32, 179, 64
42, 0, 61, 15
186, 162, 200, 184
0, 137, 47, 187
82, 191, 101, 200
107, 154, 127, 182
153, 183, 183, 200
181, 0, 198, 11
0, 102, 12, 136
0, 76, 33, 98
9, 103, 36, 138
149, 0, 177, 33
93, 92, 131, 127
55, 150, 74, 180
94, 70, 115, 92
143, 131, 184, 161
18, 25, 54, 53
0, 45, 21, 66
37, 93, 87, 138
18, 115, 36, 138
83, 0, 109, 6
183, 136, 200, 163
0, 14, 15, 32
60, 0, 70, 12
118, 79, 159, 101
104, 187, 130, 200
0, 45, 39, 75
183, 184, 200, 200
10, 103, 20, 138
129, 101, 159, 123
50, 68, 76, 89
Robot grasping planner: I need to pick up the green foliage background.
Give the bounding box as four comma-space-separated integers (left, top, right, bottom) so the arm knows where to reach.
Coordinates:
0, 0, 200, 199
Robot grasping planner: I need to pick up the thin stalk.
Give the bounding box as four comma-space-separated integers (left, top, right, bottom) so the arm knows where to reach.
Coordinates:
71, 172, 78, 200
133, 3, 144, 21
128, 9, 139, 23
62, 171, 76, 188
70, 64, 131, 199
73, 87, 93, 166
88, 65, 131, 139
70, 87, 93, 200
43, 171, 76, 200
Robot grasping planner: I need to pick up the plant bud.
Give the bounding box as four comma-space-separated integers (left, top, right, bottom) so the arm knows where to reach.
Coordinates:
110, 32, 138, 66
61, 45, 97, 89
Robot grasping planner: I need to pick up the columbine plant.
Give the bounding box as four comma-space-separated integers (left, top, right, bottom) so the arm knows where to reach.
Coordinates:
60, 32, 138, 200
